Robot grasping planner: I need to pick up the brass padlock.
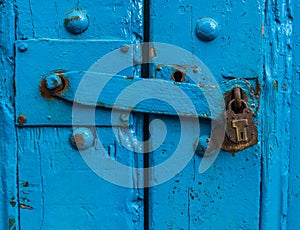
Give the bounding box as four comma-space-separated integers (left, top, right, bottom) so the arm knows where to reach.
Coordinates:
222, 99, 258, 153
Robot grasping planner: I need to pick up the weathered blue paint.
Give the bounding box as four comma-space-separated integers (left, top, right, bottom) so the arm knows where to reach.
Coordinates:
64, 9, 89, 35
259, 0, 293, 229
13, 0, 145, 229
0, 1, 19, 229
43, 71, 222, 120
195, 17, 219, 42
287, 2, 300, 229
149, 0, 262, 229
17, 127, 144, 229
1, 0, 300, 229
195, 135, 211, 157
15, 40, 131, 126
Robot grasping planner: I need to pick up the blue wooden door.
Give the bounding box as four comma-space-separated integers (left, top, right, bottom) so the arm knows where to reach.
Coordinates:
148, 0, 262, 229
1, 1, 145, 229
0, 0, 299, 229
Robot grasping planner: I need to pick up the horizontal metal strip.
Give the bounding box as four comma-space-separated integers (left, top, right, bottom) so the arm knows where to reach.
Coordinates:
42, 71, 224, 120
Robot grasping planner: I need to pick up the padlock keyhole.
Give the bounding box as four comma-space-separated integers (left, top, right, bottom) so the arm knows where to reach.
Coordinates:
240, 131, 244, 140
172, 70, 185, 82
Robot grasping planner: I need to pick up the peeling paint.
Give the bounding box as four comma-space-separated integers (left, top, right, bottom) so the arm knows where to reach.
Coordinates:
19, 204, 33, 210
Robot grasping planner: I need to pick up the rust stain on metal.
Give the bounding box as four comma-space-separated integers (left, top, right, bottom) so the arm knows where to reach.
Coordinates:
73, 134, 85, 147
9, 217, 16, 230
273, 80, 278, 91
40, 71, 69, 99
125, 76, 134, 80
254, 79, 261, 116
18, 114, 27, 125
120, 45, 130, 53
193, 67, 199, 73
65, 15, 81, 24
22, 181, 29, 187
149, 47, 157, 58
19, 204, 33, 210
262, 25, 265, 37
221, 91, 258, 153
10, 201, 17, 207
156, 64, 198, 70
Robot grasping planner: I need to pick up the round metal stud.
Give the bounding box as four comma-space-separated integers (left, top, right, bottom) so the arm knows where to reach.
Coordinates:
45, 74, 63, 90
70, 128, 94, 150
195, 17, 219, 42
195, 135, 211, 157
18, 43, 28, 52
65, 9, 89, 34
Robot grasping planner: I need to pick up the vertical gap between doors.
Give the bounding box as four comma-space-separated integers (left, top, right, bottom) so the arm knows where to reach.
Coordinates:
142, 0, 150, 229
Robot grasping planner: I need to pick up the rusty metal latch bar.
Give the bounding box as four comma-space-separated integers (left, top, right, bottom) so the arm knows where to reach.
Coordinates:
40, 71, 224, 120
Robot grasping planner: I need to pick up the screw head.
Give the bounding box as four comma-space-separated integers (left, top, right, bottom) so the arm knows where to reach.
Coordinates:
120, 113, 130, 122
70, 128, 94, 150
45, 74, 63, 90
65, 9, 89, 34
17, 114, 27, 125
196, 17, 219, 42
18, 43, 28, 52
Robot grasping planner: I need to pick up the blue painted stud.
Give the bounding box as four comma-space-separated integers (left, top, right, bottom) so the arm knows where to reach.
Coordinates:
70, 128, 94, 150
195, 135, 211, 157
45, 74, 62, 90
195, 17, 219, 42
18, 43, 28, 52
65, 9, 89, 34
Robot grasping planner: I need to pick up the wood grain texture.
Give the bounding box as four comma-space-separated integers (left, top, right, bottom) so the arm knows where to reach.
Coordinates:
16, 0, 139, 40
0, 1, 18, 229
15, 0, 145, 229
17, 127, 144, 229
260, 0, 293, 229
149, 0, 262, 229
287, 1, 300, 229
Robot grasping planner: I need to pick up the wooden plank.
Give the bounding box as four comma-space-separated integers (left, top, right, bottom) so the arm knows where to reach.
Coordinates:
287, 1, 300, 229
0, 1, 18, 229
18, 127, 144, 229
260, 0, 293, 229
16, 0, 139, 40
148, 0, 263, 228
15, 0, 145, 228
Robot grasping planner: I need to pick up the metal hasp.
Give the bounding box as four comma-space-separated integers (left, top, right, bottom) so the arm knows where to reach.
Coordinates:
40, 70, 223, 120
222, 88, 258, 153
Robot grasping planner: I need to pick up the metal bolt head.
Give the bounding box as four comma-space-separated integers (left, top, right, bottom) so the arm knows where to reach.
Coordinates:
196, 17, 219, 42
70, 128, 94, 150
45, 74, 63, 90
65, 9, 89, 34
18, 114, 27, 125
120, 113, 130, 122
18, 43, 28, 52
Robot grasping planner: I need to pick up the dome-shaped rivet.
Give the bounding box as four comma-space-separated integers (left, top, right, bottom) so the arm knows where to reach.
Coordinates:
195, 17, 219, 42
65, 9, 89, 34
70, 128, 94, 150
18, 43, 28, 52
